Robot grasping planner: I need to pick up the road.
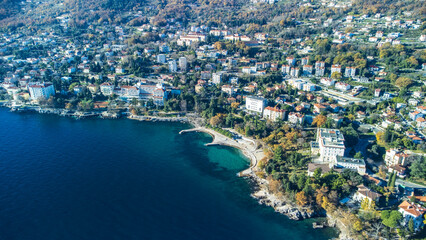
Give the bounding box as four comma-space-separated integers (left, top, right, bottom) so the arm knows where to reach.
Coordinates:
396, 178, 426, 189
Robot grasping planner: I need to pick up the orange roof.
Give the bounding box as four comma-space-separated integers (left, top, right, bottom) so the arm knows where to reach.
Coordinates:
399, 201, 426, 217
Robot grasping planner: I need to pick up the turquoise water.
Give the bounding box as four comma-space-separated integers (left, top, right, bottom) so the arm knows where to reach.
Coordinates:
0, 108, 336, 239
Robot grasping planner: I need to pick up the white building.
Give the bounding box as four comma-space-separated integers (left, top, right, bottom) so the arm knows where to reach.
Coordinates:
169, 60, 177, 72
344, 67, 356, 78
311, 128, 345, 162
179, 57, 187, 71
335, 82, 351, 91
320, 78, 335, 87
28, 83, 55, 100
157, 54, 166, 64
399, 201, 426, 232
332, 156, 366, 175
212, 71, 224, 85
245, 96, 267, 114
221, 85, 237, 96
100, 83, 114, 96
263, 106, 285, 122
384, 148, 412, 166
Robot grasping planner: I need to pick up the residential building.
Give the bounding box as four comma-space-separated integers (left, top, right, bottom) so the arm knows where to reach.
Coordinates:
263, 106, 285, 122
353, 185, 382, 202
169, 60, 177, 72
399, 201, 426, 232
385, 149, 412, 166
288, 112, 305, 125
157, 54, 166, 64
179, 57, 187, 71
335, 82, 351, 91
245, 96, 267, 114
28, 83, 55, 100
100, 82, 114, 96
344, 67, 356, 78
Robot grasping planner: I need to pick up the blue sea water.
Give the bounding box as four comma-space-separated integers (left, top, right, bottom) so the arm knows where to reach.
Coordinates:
0, 108, 336, 240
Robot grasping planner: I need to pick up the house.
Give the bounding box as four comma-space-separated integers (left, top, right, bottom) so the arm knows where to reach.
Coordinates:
307, 163, 330, 176
409, 111, 424, 121
388, 164, 407, 178
374, 89, 381, 97
398, 201, 426, 232
353, 185, 382, 202
245, 96, 267, 114
408, 99, 419, 106
100, 82, 114, 96
263, 106, 286, 122
221, 85, 237, 96
385, 148, 412, 166
320, 78, 335, 87
313, 103, 327, 113
288, 112, 305, 125
335, 82, 351, 91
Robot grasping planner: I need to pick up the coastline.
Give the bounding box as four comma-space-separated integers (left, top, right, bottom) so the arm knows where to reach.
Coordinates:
178, 124, 329, 222
3, 105, 340, 236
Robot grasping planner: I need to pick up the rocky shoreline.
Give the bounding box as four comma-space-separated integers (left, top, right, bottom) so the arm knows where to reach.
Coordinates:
245, 173, 325, 221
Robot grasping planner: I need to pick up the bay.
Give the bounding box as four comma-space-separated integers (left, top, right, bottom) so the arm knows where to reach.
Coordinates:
0, 108, 336, 240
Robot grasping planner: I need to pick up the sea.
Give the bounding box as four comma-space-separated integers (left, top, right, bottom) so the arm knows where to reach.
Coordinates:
0, 108, 337, 240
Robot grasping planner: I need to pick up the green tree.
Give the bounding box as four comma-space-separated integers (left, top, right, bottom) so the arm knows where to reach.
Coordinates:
381, 210, 402, 228
408, 218, 414, 233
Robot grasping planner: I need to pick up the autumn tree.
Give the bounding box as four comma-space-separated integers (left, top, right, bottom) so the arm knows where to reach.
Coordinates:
296, 191, 308, 207
395, 77, 413, 89
312, 115, 327, 127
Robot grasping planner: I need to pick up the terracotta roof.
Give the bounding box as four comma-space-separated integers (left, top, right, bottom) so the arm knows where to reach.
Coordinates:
399, 201, 426, 217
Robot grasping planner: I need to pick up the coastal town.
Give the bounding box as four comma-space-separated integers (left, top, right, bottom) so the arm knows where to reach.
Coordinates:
0, 0, 425, 239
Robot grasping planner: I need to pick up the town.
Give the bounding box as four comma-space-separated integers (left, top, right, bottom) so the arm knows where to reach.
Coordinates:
0, 0, 425, 239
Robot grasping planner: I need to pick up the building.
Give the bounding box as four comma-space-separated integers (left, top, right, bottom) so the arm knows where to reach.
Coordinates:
263, 106, 285, 122
311, 128, 345, 162
288, 112, 305, 125
169, 60, 177, 72
335, 82, 351, 91
157, 54, 166, 64
331, 64, 342, 74
28, 83, 55, 100
320, 78, 335, 87
281, 65, 291, 75
333, 156, 366, 175
179, 57, 187, 71
221, 85, 237, 96
344, 67, 356, 78
399, 201, 426, 232
303, 65, 313, 75
212, 71, 224, 85
245, 96, 267, 114
100, 82, 114, 96
374, 89, 381, 97
315, 67, 325, 77
384, 148, 412, 166
286, 57, 296, 66
353, 185, 382, 202
307, 163, 330, 176
301, 57, 309, 66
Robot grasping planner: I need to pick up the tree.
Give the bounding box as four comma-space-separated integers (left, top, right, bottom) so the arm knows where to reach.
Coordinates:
381, 210, 402, 229
313, 168, 322, 183
296, 191, 308, 207
354, 151, 363, 159
395, 77, 413, 89
408, 218, 414, 233
410, 157, 426, 180
312, 115, 327, 127
353, 220, 363, 232
331, 72, 342, 80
